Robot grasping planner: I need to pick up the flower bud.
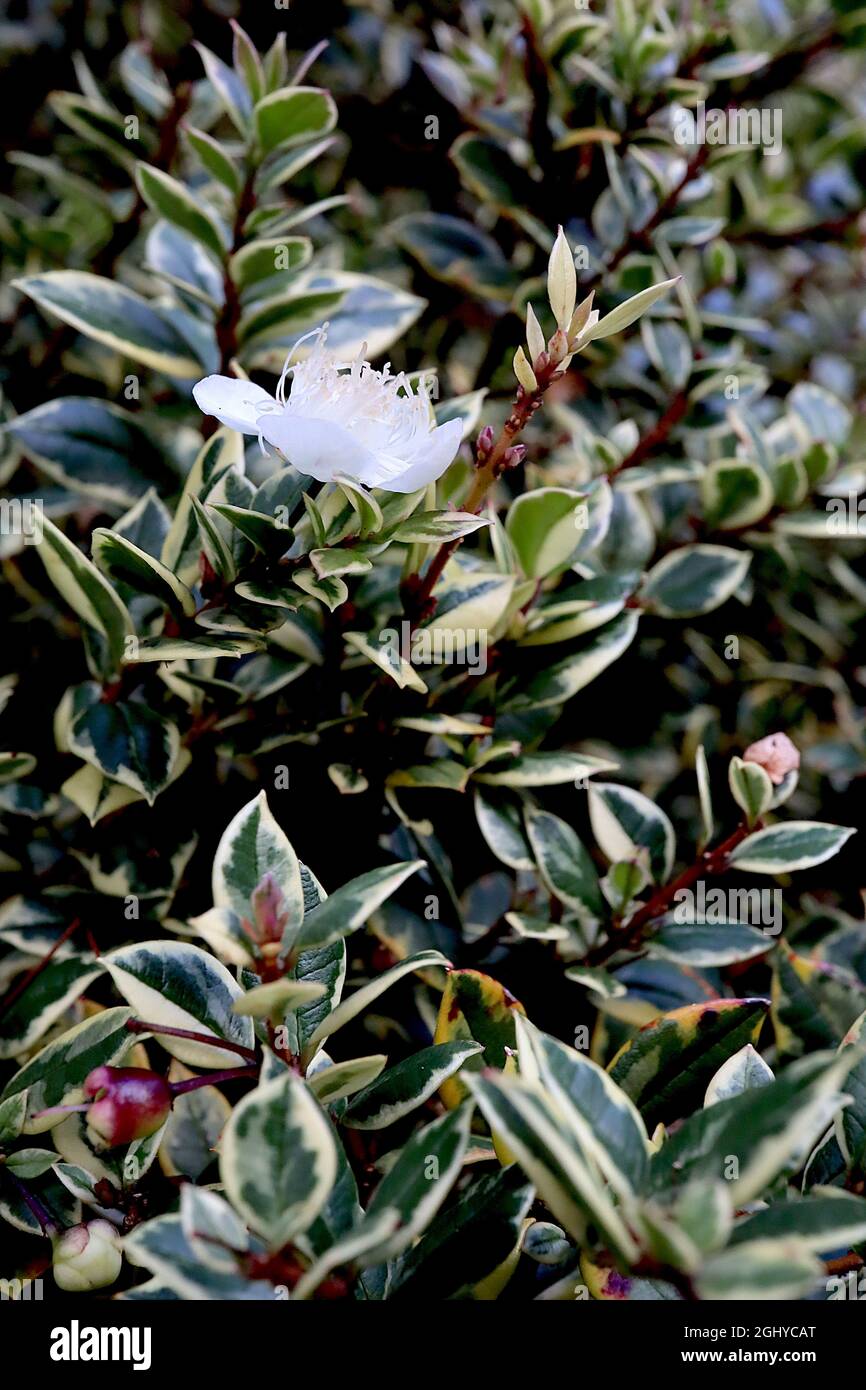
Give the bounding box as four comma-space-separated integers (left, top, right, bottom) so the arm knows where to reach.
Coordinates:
503, 444, 527, 469
547, 328, 570, 366
547, 225, 577, 330
476, 424, 495, 461
513, 346, 538, 392
84, 1066, 172, 1146
52, 1220, 122, 1293
567, 289, 595, 343
569, 308, 600, 351
525, 303, 545, 364
741, 732, 800, 786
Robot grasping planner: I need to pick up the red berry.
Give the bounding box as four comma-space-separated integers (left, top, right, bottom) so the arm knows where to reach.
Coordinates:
84, 1067, 172, 1146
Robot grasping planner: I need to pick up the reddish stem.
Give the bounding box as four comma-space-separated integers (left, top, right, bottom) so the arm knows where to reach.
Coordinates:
169, 1067, 258, 1095
6, 1171, 60, 1237
125, 1018, 257, 1063
406, 358, 562, 623
583, 146, 710, 290
586, 821, 755, 966
0, 918, 81, 1021
612, 389, 689, 474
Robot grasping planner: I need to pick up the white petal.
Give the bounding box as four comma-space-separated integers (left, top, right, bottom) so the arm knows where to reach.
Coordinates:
192, 376, 276, 434
258, 413, 380, 484
379, 418, 463, 493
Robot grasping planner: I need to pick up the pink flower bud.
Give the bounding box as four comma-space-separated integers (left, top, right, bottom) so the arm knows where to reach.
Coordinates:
476, 425, 495, 460
84, 1066, 172, 1146
503, 444, 527, 469
53, 1220, 122, 1292
741, 732, 800, 785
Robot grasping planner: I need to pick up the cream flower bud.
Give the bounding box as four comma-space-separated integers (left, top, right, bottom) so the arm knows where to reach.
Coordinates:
574, 309, 600, 346
525, 303, 545, 364
742, 732, 800, 786
52, 1220, 122, 1293
513, 346, 538, 392
547, 226, 577, 331
568, 291, 597, 344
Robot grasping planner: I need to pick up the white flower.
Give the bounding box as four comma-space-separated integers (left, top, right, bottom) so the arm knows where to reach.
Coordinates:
192, 329, 463, 494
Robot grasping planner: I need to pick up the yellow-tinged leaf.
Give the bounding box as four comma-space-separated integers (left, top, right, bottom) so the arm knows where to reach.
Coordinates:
580, 1250, 633, 1300
471, 1217, 531, 1300
492, 1051, 519, 1166
771, 942, 866, 1061
433, 968, 525, 1110
606, 997, 768, 1128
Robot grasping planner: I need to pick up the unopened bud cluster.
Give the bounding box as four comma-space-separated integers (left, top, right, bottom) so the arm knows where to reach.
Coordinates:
474, 224, 677, 482
514, 226, 600, 390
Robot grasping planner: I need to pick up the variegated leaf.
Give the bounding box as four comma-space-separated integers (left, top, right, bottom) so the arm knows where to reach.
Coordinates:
219, 1073, 337, 1250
